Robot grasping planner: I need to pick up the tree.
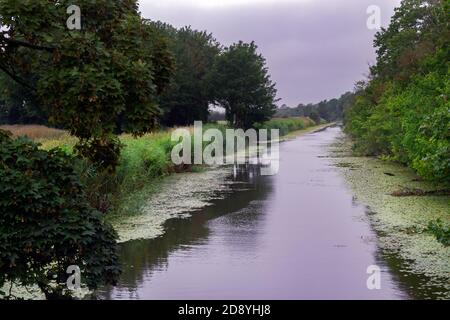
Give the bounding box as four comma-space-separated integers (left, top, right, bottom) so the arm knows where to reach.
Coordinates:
0, 0, 175, 170
344, 0, 449, 185
0, 130, 120, 299
209, 41, 278, 129
274, 92, 354, 122
371, 0, 445, 82
156, 24, 220, 126
309, 110, 321, 124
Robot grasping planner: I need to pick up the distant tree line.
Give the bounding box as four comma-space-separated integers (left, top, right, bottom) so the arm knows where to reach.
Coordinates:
275, 92, 354, 123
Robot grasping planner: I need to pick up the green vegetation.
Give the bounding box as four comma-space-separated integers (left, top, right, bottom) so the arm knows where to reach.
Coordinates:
156, 25, 220, 126
0, 0, 323, 300
255, 117, 316, 136
427, 219, 450, 247
208, 41, 278, 129
31, 131, 178, 216
25, 119, 317, 217
0, 1, 281, 170
0, 74, 46, 125
0, 130, 120, 300
0, 0, 175, 171
276, 92, 354, 123
331, 137, 450, 299
344, 0, 449, 186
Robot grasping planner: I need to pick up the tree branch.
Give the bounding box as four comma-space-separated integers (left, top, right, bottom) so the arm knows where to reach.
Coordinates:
2, 37, 55, 52
0, 63, 36, 91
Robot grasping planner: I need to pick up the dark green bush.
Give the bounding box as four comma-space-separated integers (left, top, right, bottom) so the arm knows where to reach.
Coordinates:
0, 130, 120, 299
426, 219, 450, 247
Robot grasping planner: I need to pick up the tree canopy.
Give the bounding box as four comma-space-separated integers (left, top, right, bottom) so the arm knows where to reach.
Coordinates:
344, 0, 449, 185
155, 24, 220, 126
209, 41, 278, 129
0, 0, 175, 170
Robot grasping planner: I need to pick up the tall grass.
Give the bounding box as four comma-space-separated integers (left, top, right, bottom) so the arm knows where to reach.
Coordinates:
117, 132, 175, 187
0, 125, 66, 140
5, 119, 318, 216
255, 117, 316, 136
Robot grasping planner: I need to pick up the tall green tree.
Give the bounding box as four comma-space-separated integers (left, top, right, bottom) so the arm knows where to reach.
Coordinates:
371, 0, 446, 82
345, 0, 449, 185
155, 24, 220, 126
0, 0, 175, 170
209, 41, 278, 129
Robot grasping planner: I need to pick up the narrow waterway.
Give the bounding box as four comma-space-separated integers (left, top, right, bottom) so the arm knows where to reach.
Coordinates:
99, 127, 412, 300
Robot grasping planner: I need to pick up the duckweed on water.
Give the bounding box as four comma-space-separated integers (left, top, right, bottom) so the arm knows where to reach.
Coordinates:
111, 123, 333, 243
110, 167, 235, 243
330, 134, 450, 298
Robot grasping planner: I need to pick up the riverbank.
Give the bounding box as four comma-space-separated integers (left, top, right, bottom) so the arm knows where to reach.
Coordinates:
0, 119, 325, 241
329, 132, 450, 299
1, 119, 322, 299
282, 121, 337, 141
110, 121, 334, 242
99, 125, 415, 299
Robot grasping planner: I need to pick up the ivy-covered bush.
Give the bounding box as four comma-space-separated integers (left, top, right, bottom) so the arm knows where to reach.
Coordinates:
0, 130, 120, 299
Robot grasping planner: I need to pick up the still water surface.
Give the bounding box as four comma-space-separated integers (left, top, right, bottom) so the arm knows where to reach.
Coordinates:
99, 127, 414, 299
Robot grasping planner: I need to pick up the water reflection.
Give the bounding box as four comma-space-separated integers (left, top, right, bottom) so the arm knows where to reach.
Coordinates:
98, 165, 273, 299
98, 127, 441, 300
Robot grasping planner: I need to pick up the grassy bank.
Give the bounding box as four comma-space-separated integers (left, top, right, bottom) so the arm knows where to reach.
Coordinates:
255, 117, 316, 136
1, 118, 318, 219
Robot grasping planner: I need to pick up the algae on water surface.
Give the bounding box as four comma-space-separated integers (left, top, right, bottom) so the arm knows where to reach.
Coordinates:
330, 134, 450, 299
111, 166, 235, 243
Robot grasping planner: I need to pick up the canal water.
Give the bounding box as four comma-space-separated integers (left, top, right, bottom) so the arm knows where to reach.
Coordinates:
99, 127, 411, 300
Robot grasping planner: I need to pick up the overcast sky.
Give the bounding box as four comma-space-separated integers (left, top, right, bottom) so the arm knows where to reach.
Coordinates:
139, 0, 401, 106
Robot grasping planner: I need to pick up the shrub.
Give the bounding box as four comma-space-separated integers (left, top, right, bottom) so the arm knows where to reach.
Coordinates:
118, 133, 175, 186
0, 130, 120, 299
426, 219, 450, 247
345, 71, 450, 184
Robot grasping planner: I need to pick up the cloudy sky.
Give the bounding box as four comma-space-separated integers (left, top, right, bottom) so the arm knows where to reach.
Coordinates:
139, 0, 401, 106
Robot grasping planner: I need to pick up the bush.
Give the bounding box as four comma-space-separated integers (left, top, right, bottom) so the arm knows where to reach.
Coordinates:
0, 130, 120, 299
427, 219, 450, 247
345, 70, 450, 185
118, 133, 175, 186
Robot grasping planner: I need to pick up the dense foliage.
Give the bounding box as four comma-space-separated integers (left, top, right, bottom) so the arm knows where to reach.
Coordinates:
0, 130, 120, 299
344, 0, 449, 185
209, 41, 278, 129
156, 24, 220, 126
427, 219, 450, 247
0, 0, 175, 170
